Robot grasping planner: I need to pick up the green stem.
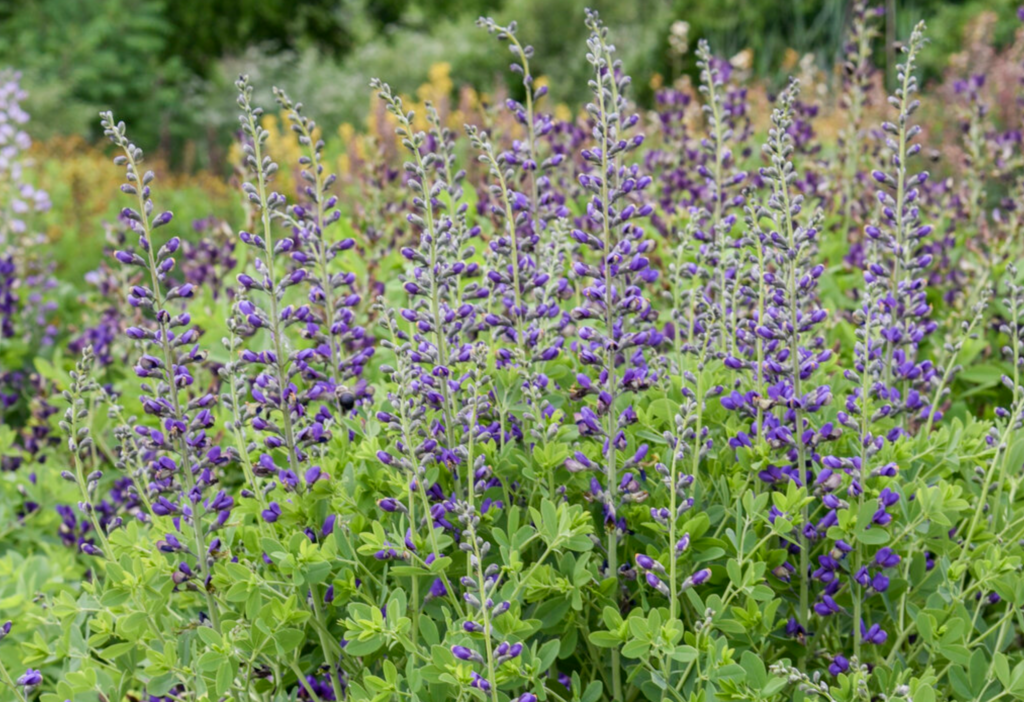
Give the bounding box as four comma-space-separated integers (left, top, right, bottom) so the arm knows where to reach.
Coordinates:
592, 30, 623, 701
468, 521, 500, 702
243, 105, 304, 486
668, 446, 680, 622
704, 68, 730, 354
288, 660, 325, 702
994, 293, 1022, 533
0, 660, 29, 702
882, 40, 915, 403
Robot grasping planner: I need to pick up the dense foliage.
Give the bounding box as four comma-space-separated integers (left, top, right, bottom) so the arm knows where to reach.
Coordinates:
2, 4, 1024, 702
1, 0, 1020, 164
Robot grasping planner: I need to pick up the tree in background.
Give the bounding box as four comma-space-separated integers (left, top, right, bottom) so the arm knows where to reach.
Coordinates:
1, 0, 1020, 170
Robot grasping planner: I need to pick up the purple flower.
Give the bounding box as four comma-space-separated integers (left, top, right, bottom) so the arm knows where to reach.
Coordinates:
261, 502, 282, 523
874, 547, 901, 569
813, 595, 841, 617
676, 534, 691, 553
100, 110, 228, 599
321, 514, 336, 537
426, 578, 447, 601
377, 497, 406, 514
690, 568, 711, 586
645, 571, 670, 597
635, 554, 663, 573
17, 668, 42, 689
470, 672, 491, 692
452, 645, 483, 663
828, 655, 850, 676
861, 621, 888, 645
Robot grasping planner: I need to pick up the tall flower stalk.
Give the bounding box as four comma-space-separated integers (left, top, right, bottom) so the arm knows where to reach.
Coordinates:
102, 112, 224, 630
233, 77, 346, 700
275, 87, 371, 415
467, 122, 568, 493
235, 76, 305, 475
569, 10, 658, 698
477, 18, 563, 228
722, 80, 835, 643
695, 39, 747, 353
371, 80, 482, 486
836, 0, 881, 236
867, 22, 937, 432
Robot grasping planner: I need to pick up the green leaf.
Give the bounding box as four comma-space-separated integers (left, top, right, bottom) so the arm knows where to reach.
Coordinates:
215, 663, 234, 697
668, 646, 698, 662
225, 581, 251, 603
969, 649, 988, 695
714, 663, 748, 682
763, 677, 788, 696
537, 639, 560, 670
100, 642, 137, 659
99, 588, 132, 608
692, 547, 726, 562
1012, 660, 1024, 691
916, 612, 935, 643
274, 628, 305, 656
118, 611, 149, 638
197, 651, 227, 672
428, 556, 453, 573
581, 681, 604, 702
856, 528, 890, 545
726, 558, 743, 586
601, 605, 623, 630
588, 631, 622, 648
741, 651, 767, 689
419, 616, 439, 647
628, 616, 649, 640
196, 627, 223, 647
146, 673, 177, 697
344, 635, 384, 657
303, 561, 333, 584
620, 639, 651, 659
995, 653, 1012, 689
949, 666, 972, 699
938, 643, 972, 667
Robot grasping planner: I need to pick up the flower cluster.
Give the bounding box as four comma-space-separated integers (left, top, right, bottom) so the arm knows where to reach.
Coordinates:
1, 70, 56, 478
2, 8, 1024, 702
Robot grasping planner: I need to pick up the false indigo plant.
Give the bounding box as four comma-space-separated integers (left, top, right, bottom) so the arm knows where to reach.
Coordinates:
477, 17, 567, 229
274, 87, 373, 412
835, 0, 882, 236
867, 23, 940, 433
1, 70, 56, 477
565, 10, 663, 699
3, 9, 1024, 702
726, 78, 835, 647
98, 119, 239, 685
694, 39, 748, 353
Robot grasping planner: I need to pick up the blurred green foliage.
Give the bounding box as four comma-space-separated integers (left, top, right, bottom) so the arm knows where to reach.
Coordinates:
0, 0, 1018, 169
0, 0, 355, 149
